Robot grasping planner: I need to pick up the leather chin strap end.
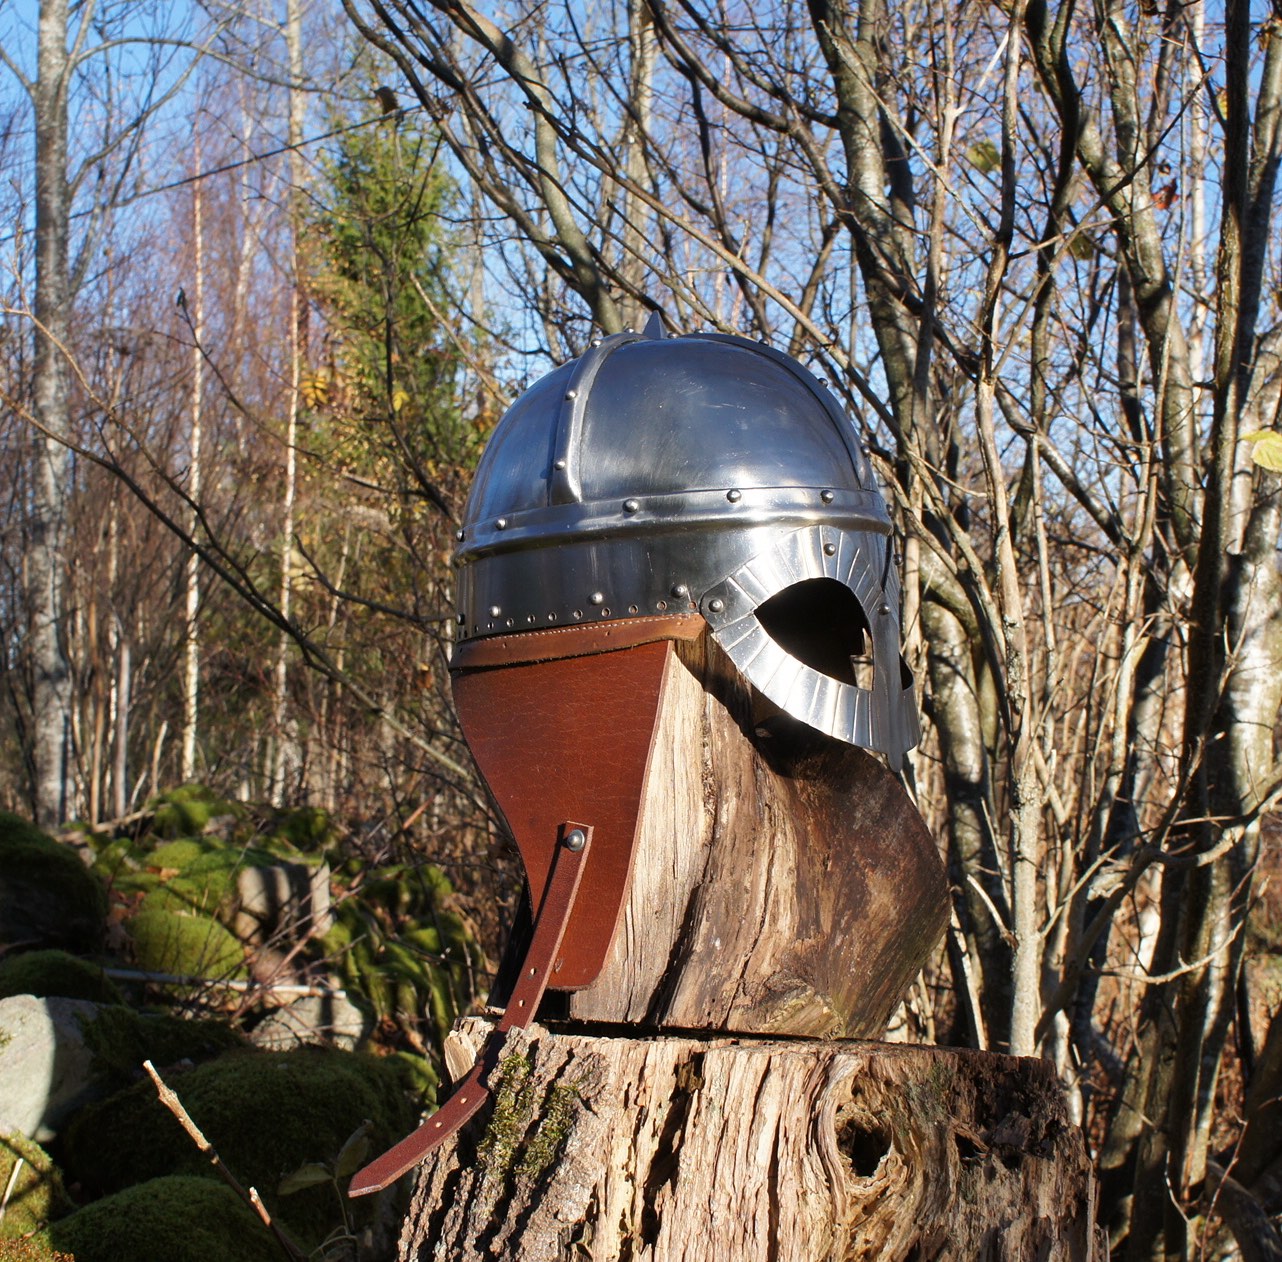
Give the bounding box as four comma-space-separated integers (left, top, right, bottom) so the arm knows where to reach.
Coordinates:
348, 822, 594, 1198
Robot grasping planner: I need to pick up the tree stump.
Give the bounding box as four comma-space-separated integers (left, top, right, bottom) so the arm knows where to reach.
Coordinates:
398, 1019, 1104, 1261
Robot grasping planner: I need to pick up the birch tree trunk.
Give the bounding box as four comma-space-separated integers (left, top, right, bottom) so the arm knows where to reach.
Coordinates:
29, 0, 75, 828
181, 130, 205, 785
272, 0, 304, 804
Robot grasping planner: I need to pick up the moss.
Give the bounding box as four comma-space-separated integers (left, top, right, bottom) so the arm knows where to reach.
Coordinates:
478, 1053, 534, 1181
146, 839, 211, 871
0, 950, 123, 1005
126, 909, 245, 981
61, 1048, 413, 1249
150, 785, 243, 841
79, 1005, 243, 1089
48, 1174, 280, 1262
476, 1055, 582, 1187
517, 1079, 581, 1182
0, 1132, 72, 1240
0, 812, 107, 953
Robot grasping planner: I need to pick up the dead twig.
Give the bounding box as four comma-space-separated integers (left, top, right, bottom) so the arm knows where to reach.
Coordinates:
143, 1060, 306, 1261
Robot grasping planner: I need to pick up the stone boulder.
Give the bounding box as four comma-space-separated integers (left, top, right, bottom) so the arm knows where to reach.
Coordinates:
0, 996, 99, 1141
0, 813, 106, 954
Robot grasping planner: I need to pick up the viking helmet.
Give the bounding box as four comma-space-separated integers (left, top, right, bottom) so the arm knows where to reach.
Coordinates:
454, 322, 918, 767
351, 321, 927, 1195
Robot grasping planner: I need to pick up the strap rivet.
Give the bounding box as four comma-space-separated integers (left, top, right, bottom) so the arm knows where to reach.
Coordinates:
565, 828, 587, 852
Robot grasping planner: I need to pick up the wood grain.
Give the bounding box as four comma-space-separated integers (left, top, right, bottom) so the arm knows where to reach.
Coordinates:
399, 1018, 1104, 1261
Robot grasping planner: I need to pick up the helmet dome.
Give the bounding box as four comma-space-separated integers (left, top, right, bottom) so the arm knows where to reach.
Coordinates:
454, 325, 918, 765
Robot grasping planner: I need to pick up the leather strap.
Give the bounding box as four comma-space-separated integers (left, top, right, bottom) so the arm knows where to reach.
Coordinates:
451, 613, 702, 671
348, 822, 594, 1197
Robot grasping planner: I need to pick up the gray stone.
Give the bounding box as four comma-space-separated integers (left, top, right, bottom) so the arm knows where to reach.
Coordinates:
233, 861, 332, 946
0, 994, 99, 1141
248, 990, 368, 1051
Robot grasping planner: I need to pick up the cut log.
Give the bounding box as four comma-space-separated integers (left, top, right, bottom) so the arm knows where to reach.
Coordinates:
399, 1018, 1104, 1261
492, 634, 949, 1041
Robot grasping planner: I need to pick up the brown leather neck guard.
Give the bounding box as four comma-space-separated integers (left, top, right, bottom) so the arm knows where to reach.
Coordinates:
350, 615, 701, 1194
452, 615, 699, 987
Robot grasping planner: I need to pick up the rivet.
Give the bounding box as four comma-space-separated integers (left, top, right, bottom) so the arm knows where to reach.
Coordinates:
657, 599, 668, 611
455, 529, 465, 541
726, 489, 742, 503
628, 604, 639, 614
565, 828, 587, 852
708, 597, 726, 614
505, 618, 514, 627
590, 339, 602, 347
554, 458, 567, 470
623, 498, 640, 513
758, 336, 768, 344
824, 542, 837, 556
880, 603, 891, 616
819, 378, 828, 387
671, 583, 689, 598
821, 489, 835, 504
624, 327, 635, 334
548, 612, 557, 621
565, 389, 578, 400
495, 517, 508, 529
573, 609, 583, 620
489, 605, 502, 618
600, 607, 611, 617
589, 591, 604, 605
526, 614, 535, 623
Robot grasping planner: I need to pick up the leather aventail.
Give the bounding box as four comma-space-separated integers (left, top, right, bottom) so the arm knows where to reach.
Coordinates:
452, 638, 674, 989
348, 822, 594, 1198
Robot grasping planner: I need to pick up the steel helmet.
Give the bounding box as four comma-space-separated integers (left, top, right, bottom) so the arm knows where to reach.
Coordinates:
454, 321, 918, 767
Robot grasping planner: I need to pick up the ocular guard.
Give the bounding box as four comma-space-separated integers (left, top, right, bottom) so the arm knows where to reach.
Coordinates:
454, 324, 918, 765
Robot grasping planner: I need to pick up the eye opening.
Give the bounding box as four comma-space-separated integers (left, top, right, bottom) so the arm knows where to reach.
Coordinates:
755, 578, 875, 690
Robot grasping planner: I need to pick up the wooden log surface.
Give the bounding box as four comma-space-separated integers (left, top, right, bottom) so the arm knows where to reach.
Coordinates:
493, 634, 949, 1041
399, 1018, 1104, 1261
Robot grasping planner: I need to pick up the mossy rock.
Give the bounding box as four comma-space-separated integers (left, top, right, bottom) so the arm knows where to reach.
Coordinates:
62, 1048, 414, 1248
146, 839, 211, 871
47, 1174, 280, 1262
0, 812, 106, 953
0, 950, 123, 1005
0, 1131, 72, 1240
136, 845, 276, 924
126, 909, 245, 981
80, 1005, 243, 1089
150, 785, 243, 841
270, 805, 335, 851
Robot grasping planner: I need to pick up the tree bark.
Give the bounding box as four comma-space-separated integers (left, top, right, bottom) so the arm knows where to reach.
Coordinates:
535, 635, 949, 1041
399, 1018, 1104, 1261
30, 0, 75, 827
